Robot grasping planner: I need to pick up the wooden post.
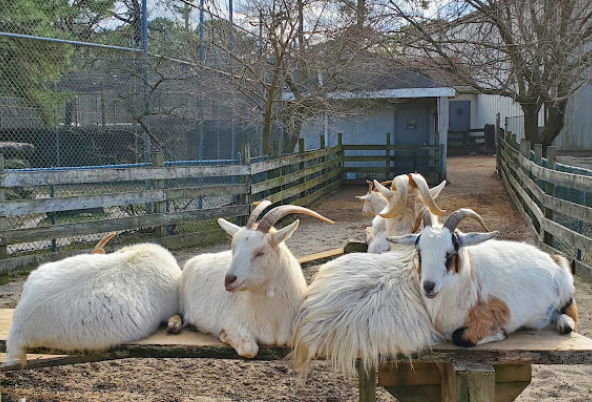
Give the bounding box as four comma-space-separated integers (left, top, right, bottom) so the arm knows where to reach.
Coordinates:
358, 363, 376, 402
299, 138, 306, 201
439, 363, 495, 402
0, 152, 8, 285
385, 132, 391, 180
320, 135, 326, 149
240, 143, 251, 226
543, 146, 557, 247
151, 151, 166, 238
338, 133, 344, 184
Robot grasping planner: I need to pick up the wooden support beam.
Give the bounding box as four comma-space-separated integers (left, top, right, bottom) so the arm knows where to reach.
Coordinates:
439, 362, 495, 402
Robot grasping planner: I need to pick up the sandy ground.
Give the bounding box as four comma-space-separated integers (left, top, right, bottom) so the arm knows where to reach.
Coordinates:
2, 154, 592, 401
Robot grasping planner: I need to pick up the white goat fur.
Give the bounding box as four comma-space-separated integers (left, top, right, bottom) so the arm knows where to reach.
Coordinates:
5, 243, 182, 367
356, 190, 389, 252
389, 211, 577, 344
367, 177, 446, 254
178, 203, 332, 358
291, 174, 447, 375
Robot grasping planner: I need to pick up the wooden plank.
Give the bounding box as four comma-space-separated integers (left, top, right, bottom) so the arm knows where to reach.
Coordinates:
0, 205, 248, 247
530, 163, 592, 193
379, 362, 441, 386
159, 229, 229, 251
249, 148, 338, 175
541, 218, 592, 254
297, 247, 345, 267
541, 194, 592, 226
1, 306, 592, 367
574, 259, 592, 284
0, 189, 165, 216
250, 158, 340, 194
343, 145, 440, 151
499, 159, 544, 225
2, 165, 250, 187
254, 169, 341, 204
291, 179, 341, 208
165, 184, 250, 201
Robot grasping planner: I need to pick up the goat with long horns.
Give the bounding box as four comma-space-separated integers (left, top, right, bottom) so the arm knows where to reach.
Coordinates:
168, 201, 333, 358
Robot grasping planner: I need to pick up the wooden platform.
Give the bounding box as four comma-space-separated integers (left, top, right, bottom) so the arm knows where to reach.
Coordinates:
3, 308, 592, 401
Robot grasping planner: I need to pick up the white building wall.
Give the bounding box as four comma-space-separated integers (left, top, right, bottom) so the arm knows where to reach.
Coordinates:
555, 84, 592, 150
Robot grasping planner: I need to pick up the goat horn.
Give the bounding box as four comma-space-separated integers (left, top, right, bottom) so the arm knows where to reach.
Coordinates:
412, 207, 433, 233
366, 180, 373, 193
409, 173, 446, 216
91, 232, 116, 254
247, 200, 272, 229
378, 174, 410, 218
443, 209, 490, 233
257, 205, 334, 234
379, 180, 392, 188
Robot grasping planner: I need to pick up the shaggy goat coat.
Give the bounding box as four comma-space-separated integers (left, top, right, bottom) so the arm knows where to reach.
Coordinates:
5, 243, 181, 367
292, 248, 441, 375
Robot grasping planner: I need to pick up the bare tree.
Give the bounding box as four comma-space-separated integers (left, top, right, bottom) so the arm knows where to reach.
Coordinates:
383, 0, 592, 152
191, 0, 389, 155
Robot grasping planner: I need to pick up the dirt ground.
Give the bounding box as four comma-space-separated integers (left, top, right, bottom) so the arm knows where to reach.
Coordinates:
2, 155, 592, 401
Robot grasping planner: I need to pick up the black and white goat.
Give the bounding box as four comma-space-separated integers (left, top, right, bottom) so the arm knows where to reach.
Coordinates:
388, 208, 578, 347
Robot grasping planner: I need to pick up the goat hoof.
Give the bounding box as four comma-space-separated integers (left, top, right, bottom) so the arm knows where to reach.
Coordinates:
452, 327, 477, 347
166, 315, 183, 334
557, 315, 575, 334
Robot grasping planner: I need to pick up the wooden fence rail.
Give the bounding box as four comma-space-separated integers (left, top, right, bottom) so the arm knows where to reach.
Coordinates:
497, 131, 592, 280
0, 133, 441, 274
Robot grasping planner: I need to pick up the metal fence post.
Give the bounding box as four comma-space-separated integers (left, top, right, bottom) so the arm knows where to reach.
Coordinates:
0, 152, 8, 284
385, 132, 391, 180
240, 144, 251, 226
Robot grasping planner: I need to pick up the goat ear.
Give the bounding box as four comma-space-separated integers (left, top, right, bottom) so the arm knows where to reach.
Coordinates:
430, 180, 446, 199
374, 180, 393, 198
457, 231, 498, 248
218, 218, 242, 236
271, 219, 300, 247
355, 195, 370, 200
387, 234, 419, 246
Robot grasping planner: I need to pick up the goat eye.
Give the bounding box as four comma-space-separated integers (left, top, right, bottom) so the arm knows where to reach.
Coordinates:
254, 250, 266, 258
445, 252, 457, 272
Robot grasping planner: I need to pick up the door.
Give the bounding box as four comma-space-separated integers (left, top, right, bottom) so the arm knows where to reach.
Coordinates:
448, 101, 471, 131
393, 104, 431, 175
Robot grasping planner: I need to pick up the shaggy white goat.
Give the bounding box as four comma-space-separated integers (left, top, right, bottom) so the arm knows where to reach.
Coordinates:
4, 236, 182, 368
366, 174, 446, 253
171, 201, 333, 358
291, 173, 446, 375
388, 209, 578, 346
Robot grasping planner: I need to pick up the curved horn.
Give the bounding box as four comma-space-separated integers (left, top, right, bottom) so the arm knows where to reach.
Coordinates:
91, 232, 116, 254
409, 173, 446, 216
412, 207, 433, 233
247, 200, 272, 229
366, 180, 373, 194
378, 175, 410, 218
378, 180, 392, 188
443, 209, 490, 233
257, 205, 334, 234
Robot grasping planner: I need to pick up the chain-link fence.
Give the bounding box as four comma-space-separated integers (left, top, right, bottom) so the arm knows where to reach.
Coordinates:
0, 0, 283, 255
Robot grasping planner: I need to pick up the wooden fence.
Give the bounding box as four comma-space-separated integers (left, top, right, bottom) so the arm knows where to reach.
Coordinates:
0, 137, 342, 273
0, 133, 442, 274
341, 133, 442, 184
497, 131, 592, 280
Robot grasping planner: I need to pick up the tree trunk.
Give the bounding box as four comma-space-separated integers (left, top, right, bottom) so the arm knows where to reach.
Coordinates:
521, 104, 542, 147
540, 99, 568, 155
283, 112, 304, 154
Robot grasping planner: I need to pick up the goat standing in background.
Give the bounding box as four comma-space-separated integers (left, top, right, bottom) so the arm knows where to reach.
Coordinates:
170, 201, 333, 358
388, 208, 578, 347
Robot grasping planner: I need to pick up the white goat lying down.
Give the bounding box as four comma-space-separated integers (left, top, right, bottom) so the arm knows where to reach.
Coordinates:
388, 208, 579, 347
171, 201, 333, 358
291, 173, 446, 376
4, 235, 182, 368
366, 174, 446, 254
356, 180, 389, 247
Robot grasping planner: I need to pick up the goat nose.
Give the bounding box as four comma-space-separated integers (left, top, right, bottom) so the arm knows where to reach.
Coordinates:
225, 275, 237, 288
423, 281, 436, 294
